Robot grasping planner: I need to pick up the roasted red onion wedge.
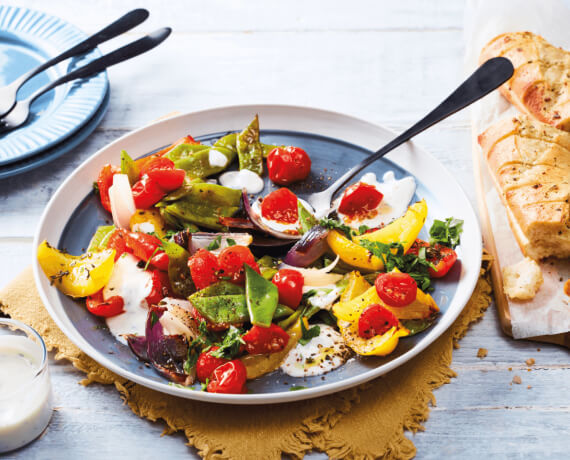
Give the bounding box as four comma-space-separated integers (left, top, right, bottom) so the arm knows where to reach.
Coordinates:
282, 225, 330, 267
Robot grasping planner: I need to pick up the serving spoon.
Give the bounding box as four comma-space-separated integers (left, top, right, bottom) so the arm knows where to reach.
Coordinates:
245, 57, 514, 241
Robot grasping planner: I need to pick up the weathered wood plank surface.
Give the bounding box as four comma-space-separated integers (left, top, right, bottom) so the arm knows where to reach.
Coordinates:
1, 0, 569, 459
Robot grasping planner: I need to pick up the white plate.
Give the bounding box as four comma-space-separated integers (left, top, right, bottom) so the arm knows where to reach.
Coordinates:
33, 104, 482, 404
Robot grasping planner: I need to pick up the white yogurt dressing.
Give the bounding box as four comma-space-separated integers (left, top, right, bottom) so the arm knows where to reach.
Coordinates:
336, 171, 416, 230
219, 169, 265, 194
280, 324, 351, 377
130, 221, 156, 234
0, 336, 53, 453
104, 253, 153, 343
208, 149, 229, 168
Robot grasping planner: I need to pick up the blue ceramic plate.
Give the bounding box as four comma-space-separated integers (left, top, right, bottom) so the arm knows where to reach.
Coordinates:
33, 105, 482, 404
0, 6, 108, 166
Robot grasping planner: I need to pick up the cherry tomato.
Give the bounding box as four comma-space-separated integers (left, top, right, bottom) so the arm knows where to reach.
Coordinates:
147, 168, 185, 192
375, 272, 417, 307
132, 175, 166, 209
260, 188, 299, 224
206, 360, 247, 394
272, 269, 304, 309
106, 229, 130, 260
266, 146, 311, 185
139, 157, 176, 176
124, 231, 163, 262
149, 251, 170, 271
338, 182, 383, 219
188, 249, 220, 290
86, 289, 124, 318
357, 304, 399, 339
217, 246, 260, 284
242, 324, 289, 354
146, 270, 172, 305
97, 164, 120, 212
196, 346, 229, 383
407, 239, 458, 278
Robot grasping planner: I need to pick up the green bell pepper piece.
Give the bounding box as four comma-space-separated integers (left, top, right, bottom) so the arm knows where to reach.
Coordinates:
87, 225, 115, 252
120, 150, 140, 185
165, 144, 235, 178
214, 133, 238, 153
245, 264, 278, 327
298, 201, 317, 235
236, 115, 264, 175
162, 240, 195, 297
192, 281, 244, 297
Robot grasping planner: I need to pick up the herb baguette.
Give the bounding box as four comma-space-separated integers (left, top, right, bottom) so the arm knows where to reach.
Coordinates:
479, 31, 570, 131
478, 115, 570, 260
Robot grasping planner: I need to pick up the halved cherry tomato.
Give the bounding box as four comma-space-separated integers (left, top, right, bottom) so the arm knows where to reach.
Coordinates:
149, 251, 169, 271
188, 249, 220, 290
97, 164, 120, 212
146, 270, 172, 305
207, 360, 247, 394
217, 246, 260, 285
266, 146, 311, 185
106, 229, 130, 260
147, 168, 185, 192
375, 272, 417, 307
260, 188, 298, 224
139, 157, 176, 176
358, 304, 399, 339
86, 289, 124, 318
242, 324, 289, 354
338, 182, 383, 219
272, 269, 304, 309
132, 175, 166, 209
407, 239, 458, 278
124, 231, 163, 262
196, 346, 229, 383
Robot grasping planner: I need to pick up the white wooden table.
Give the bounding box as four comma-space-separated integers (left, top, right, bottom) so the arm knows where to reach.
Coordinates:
1, 1, 569, 458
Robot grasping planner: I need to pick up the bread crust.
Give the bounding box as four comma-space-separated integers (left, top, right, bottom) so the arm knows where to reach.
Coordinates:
478, 116, 570, 260
480, 32, 570, 131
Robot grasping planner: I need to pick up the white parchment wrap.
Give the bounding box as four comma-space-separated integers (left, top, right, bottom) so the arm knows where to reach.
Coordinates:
465, 0, 570, 338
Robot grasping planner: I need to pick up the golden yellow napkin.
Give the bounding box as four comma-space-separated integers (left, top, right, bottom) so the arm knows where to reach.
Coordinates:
0, 256, 492, 459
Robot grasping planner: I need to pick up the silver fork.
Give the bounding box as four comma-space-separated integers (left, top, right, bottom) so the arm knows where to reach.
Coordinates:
0, 9, 149, 118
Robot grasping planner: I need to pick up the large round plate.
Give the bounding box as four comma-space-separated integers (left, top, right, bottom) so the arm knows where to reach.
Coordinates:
0, 5, 108, 166
33, 105, 482, 404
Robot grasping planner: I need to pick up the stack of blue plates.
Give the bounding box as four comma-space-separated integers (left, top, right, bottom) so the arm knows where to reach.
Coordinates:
0, 6, 109, 179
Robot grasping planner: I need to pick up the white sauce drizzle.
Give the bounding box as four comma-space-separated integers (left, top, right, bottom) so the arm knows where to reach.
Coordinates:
219, 169, 265, 194
208, 149, 228, 168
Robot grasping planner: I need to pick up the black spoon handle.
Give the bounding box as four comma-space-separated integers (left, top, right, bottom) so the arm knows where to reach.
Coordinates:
329, 57, 514, 196
29, 28, 172, 102
14, 9, 149, 88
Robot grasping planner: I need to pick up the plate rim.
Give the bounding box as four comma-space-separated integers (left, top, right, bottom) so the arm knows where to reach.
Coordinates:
33, 103, 482, 404
0, 5, 108, 166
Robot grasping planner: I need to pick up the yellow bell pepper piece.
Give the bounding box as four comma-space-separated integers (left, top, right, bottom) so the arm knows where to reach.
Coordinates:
129, 209, 169, 238
327, 230, 384, 271
37, 240, 115, 298
338, 321, 409, 356
333, 284, 438, 322
340, 271, 372, 303
240, 320, 302, 380
352, 199, 428, 253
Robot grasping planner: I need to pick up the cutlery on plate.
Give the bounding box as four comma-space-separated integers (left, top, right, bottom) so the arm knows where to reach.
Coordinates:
0, 8, 149, 118
245, 57, 515, 241
0, 27, 172, 135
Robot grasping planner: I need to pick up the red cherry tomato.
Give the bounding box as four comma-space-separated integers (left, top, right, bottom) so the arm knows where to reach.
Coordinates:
357, 304, 399, 339
217, 246, 260, 285
242, 324, 289, 354
207, 359, 247, 394
132, 175, 167, 209
139, 157, 175, 176
196, 346, 229, 383
266, 146, 311, 185
260, 188, 299, 224
338, 182, 383, 219
96, 164, 120, 213
124, 231, 163, 262
188, 249, 220, 290
146, 270, 172, 305
106, 229, 130, 260
149, 251, 169, 271
86, 289, 124, 318
407, 239, 458, 278
146, 168, 185, 192
375, 272, 417, 307
272, 269, 304, 309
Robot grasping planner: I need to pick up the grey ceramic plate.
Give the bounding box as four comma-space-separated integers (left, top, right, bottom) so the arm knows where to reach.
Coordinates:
33, 105, 482, 404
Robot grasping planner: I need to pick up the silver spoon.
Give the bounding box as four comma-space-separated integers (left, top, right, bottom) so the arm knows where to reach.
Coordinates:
0, 9, 149, 118
245, 57, 514, 241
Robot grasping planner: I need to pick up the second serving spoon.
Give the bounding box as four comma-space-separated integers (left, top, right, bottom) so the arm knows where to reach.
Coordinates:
245, 56, 515, 241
